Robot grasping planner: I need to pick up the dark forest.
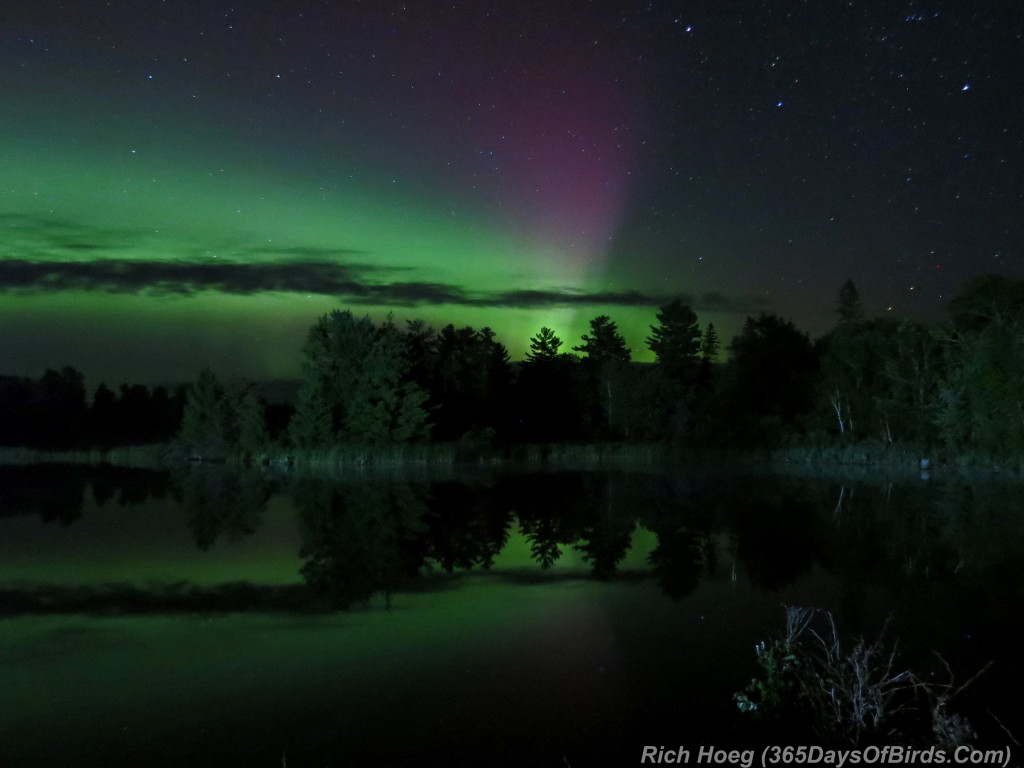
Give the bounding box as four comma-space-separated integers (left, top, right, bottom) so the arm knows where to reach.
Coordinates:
4, 275, 1024, 465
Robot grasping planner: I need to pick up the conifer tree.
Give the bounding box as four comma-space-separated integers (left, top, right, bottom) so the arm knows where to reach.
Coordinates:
574, 315, 630, 364
526, 327, 564, 362
646, 300, 702, 382
181, 368, 232, 456
700, 323, 720, 362
837, 279, 864, 322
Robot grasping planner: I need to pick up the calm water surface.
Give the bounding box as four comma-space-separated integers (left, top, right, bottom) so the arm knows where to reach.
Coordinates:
1, 463, 1021, 766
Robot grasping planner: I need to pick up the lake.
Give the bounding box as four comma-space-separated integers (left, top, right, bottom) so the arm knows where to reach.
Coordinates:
1, 463, 1021, 766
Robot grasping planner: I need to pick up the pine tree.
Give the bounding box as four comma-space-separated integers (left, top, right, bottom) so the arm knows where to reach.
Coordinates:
526, 327, 564, 362
574, 315, 631, 364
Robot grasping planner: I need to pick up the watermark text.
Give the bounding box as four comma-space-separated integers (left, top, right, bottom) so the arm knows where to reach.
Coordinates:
640, 745, 1013, 767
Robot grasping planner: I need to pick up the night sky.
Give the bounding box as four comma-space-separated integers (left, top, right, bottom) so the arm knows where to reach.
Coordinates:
2, 1, 1022, 387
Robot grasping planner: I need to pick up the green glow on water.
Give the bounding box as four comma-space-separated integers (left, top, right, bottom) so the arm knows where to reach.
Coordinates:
491, 526, 657, 571
0, 495, 303, 586
0, 571, 769, 766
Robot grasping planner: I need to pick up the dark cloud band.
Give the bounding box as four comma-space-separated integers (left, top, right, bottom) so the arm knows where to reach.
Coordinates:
0, 257, 767, 313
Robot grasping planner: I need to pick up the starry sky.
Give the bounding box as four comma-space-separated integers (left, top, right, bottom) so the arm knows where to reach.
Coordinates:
1, 0, 1022, 387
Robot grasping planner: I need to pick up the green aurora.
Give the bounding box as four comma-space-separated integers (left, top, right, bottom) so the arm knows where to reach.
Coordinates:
4, 0, 1020, 387
1, 113, 737, 386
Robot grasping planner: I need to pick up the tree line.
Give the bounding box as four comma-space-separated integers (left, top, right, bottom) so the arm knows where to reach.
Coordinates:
180, 299, 729, 458
5, 273, 1021, 460
178, 273, 1024, 462
0, 369, 184, 450
813, 275, 1024, 455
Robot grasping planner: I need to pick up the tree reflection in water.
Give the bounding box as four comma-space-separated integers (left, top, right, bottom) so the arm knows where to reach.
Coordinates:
290, 478, 428, 608
90, 466, 1024, 619
0, 464, 171, 525
180, 464, 271, 550
287, 471, 719, 604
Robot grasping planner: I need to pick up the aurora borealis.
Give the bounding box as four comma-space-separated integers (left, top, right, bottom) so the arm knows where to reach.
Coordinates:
2, 1, 1022, 386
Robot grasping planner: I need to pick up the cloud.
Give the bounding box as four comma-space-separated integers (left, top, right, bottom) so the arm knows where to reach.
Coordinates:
0, 256, 769, 314
0, 258, 382, 297
0, 212, 768, 314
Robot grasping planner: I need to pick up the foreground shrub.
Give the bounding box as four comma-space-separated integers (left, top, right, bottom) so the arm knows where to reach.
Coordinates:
735, 606, 987, 747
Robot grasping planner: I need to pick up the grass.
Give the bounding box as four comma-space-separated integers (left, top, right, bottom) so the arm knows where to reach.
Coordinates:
0, 439, 683, 472
272, 440, 672, 471
0, 443, 172, 467
769, 439, 930, 469
8, 433, 1024, 476
736, 606, 990, 747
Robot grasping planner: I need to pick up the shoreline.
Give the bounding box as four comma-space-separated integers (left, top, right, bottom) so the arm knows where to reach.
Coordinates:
3, 438, 1024, 476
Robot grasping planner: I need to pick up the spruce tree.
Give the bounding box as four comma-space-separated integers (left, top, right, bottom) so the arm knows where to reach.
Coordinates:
700, 323, 720, 362
837, 279, 864, 322
646, 300, 702, 382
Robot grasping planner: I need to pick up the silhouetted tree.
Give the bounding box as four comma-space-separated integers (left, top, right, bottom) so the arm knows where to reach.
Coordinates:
79, 381, 184, 448
606, 364, 672, 440
148, 386, 185, 443
716, 314, 819, 443
290, 310, 430, 446
288, 382, 333, 448
936, 276, 1024, 452
816, 318, 941, 444
422, 323, 512, 440
478, 326, 514, 436
181, 368, 233, 457
817, 319, 895, 439
228, 381, 270, 461
700, 323, 720, 363
574, 316, 632, 435
947, 274, 1024, 333
645, 300, 704, 437
346, 318, 430, 442
574, 315, 630, 365
402, 318, 438, 395
515, 327, 588, 440
25, 366, 88, 448
646, 300, 702, 383
696, 322, 721, 397
526, 326, 564, 361
837, 278, 864, 322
